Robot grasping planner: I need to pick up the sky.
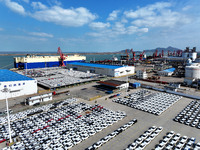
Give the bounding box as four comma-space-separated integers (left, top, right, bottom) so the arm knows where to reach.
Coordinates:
0, 0, 200, 52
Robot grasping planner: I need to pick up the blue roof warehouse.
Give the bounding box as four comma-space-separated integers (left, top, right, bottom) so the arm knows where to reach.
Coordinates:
67, 62, 135, 77
158, 68, 176, 76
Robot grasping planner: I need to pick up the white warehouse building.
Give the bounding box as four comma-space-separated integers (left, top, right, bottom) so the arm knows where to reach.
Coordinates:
67, 62, 135, 77
0, 69, 37, 100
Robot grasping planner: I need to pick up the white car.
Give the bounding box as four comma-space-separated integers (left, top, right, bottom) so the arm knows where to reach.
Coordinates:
63, 142, 73, 149
194, 142, 200, 149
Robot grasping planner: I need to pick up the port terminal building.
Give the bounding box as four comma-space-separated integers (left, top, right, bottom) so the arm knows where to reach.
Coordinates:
0, 70, 37, 100
67, 62, 135, 77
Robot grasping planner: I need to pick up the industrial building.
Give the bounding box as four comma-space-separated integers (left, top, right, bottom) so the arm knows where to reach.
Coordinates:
98, 80, 129, 90
67, 62, 135, 77
158, 68, 175, 76
181, 47, 197, 61
0, 70, 37, 100
136, 70, 148, 79
160, 47, 197, 64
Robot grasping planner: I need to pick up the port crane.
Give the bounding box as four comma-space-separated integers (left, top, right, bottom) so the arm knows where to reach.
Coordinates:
153, 49, 158, 58
176, 50, 182, 57
57, 47, 66, 66
162, 50, 164, 57
158, 50, 164, 58
139, 50, 145, 61
120, 49, 130, 61
131, 49, 135, 61
126, 49, 129, 61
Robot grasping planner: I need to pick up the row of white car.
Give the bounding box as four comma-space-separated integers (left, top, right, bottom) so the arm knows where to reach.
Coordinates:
174, 100, 200, 129
0, 98, 78, 141
86, 119, 137, 150
154, 131, 200, 150
0, 98, 78, 125
1, 101, 126, 150
113, 90, 182, 116
125, 126, 163, 150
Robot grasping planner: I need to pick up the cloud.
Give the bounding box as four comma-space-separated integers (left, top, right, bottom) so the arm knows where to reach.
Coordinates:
121, 18, 128, 23
53, 0, 62, 6
112, 22, 126, 34
89, 22, 110, 30
124, 2, 190, 28
28, 32, 54, 38
4, 0, 26, 15
182, 5, 192, 11
31, 2, 47, 10
107, 10, 120, 21
0, 28, 3, 31
22, 0, 29, 3
88, 22, 148, 38
111, 22, 148, 36
131, 9, 190, 27
124, 2, 172, 19
31, 6, 97, 27
127, 26, 148, 34
2, 0, 96, 27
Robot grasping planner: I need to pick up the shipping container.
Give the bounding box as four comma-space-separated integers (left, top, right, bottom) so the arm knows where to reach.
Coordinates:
130, 82, 141, 88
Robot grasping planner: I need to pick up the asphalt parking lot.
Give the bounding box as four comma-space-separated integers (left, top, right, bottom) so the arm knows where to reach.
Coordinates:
70, 91, 200, 150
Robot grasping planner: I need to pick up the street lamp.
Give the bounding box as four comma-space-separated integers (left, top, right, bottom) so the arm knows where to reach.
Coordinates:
1, 88, 12, 144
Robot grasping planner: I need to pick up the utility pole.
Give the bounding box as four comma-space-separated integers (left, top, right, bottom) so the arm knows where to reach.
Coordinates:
2, 88, 12, 144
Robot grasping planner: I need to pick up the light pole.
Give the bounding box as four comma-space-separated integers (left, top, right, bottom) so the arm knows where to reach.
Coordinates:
2, 88, 12, 144
25, 62, 28, 77
126, 69, 129, 96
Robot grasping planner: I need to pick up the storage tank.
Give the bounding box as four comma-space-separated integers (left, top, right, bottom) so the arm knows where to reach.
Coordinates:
185, 63, 200, 79
189, 52, 197, 61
